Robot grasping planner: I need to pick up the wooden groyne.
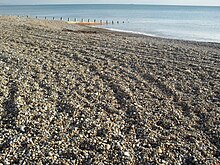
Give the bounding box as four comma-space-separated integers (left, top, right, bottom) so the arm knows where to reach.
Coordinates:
16, 15, 127, 25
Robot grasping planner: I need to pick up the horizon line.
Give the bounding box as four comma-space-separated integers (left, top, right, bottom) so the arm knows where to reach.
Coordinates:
0, 3, 220, 7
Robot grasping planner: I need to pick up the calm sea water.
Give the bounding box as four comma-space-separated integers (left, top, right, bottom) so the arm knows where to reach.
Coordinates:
0, 4, 220, 43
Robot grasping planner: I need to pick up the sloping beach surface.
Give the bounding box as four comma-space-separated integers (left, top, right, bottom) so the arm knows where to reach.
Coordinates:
0, 16, 219, 164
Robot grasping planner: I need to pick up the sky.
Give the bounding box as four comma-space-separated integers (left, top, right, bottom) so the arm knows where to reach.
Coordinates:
0, 0, 220, 6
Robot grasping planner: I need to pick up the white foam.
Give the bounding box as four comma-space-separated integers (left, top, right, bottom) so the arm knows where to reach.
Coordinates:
99, 27, 157, 37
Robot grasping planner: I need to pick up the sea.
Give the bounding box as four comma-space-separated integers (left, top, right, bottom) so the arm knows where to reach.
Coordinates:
0, 4, 220, 43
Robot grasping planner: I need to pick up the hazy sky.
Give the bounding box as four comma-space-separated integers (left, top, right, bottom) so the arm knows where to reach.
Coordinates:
0, 0, 220, 6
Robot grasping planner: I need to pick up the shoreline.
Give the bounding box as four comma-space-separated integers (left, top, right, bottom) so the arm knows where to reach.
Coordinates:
87, 24, 220, 51
98, 26, 220, 44
0, 16, 219, 164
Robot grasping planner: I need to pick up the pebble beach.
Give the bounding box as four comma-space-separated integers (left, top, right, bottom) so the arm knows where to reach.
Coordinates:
0, 16, 219, 164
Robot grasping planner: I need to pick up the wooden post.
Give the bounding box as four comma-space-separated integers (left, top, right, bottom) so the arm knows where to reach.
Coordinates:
68, 18, 70, 21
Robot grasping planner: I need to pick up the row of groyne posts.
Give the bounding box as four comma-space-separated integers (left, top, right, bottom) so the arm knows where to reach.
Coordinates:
18, 15, 126, 25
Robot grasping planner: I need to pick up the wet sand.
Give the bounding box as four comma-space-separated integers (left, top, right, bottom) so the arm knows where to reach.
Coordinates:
0, 16, 219, 164
68, 21, 107, 25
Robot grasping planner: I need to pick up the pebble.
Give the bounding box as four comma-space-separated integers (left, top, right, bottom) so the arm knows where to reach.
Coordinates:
20, 126, 26, 132
124, 152, 131, 157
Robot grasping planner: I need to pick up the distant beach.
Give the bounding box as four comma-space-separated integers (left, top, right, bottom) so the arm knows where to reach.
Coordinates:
0, 16, 219, 164
0, 4, 220, 42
